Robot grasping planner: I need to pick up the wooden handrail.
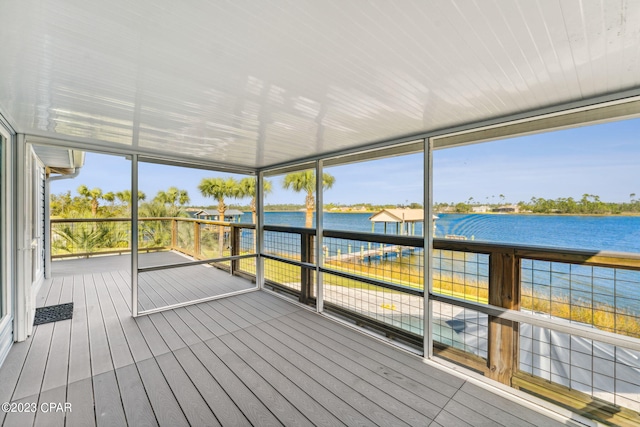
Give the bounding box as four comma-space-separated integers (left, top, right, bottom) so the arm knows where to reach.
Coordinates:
51, 217, 640, 269
434, 238, 640, 270
51, 216, 256, 228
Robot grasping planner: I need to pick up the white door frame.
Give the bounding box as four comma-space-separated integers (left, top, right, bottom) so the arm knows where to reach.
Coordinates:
14, 136, 44, 341
0, 122, 14, 364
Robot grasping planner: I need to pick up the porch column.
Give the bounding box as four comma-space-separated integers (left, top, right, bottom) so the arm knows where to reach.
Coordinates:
256, 172, 265, 289
131, 154, 139, 317
315, 159, 324, 313
424, 138, 433, 358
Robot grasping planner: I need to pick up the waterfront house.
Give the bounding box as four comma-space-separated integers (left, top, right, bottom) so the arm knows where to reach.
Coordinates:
493, 205, 520, 213
194, 209, 244, 222
472, 205, 490, 213
1, 2, 639, 426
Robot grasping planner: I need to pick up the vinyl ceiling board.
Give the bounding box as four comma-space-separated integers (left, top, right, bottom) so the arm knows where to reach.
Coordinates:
1, 1, 639, 168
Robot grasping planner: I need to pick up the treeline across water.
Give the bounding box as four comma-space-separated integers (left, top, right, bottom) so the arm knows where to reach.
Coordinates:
438, 194, 640, 215
522, 194, 640, 214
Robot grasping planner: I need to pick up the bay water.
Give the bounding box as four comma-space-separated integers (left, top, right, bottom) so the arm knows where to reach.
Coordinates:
236, 211, 640, 312
244, 211, 640, 254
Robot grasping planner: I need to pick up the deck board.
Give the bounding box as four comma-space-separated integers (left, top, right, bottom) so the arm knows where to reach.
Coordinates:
65, 378, 96, 427
92, 371, 128, 427
455, 382, 566, 427
204, 336, 313, 426
219, 332, 344, 426
0, 341, 32, 426
67, 275, 92, 384
252, 321, 413, 426
189, 341, 281, 426
265, 318, 432, 425
34, 385, 66, 427
36, 319, 70, 427
233, 328, 371, 425
0, 254, 574, 427
432, 409, 474, 427
84, 274, 114, 376
103, 271, 153, 363
186, 303, 236, 335
291, 310, 461, 400
135, 358, 189, 427
115, 364, 158, 427
154, 352, 220, 427
281, 314, 448, 418
94, 273, 134, 370
12, 323, 54, 401
171, 347, 250, 427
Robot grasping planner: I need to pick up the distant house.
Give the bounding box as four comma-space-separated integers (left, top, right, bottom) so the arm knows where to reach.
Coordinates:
493, 205, 519, 213
472, 205, 490, 213
194, 209, 244, 222
438, 206, 456, 213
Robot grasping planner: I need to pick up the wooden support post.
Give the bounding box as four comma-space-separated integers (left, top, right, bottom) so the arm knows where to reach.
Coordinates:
194, 221, 201, 259
299, 232, 314, 304
487, 250, 520, 386
230, 225, 240, 275
171, 219, 177, 249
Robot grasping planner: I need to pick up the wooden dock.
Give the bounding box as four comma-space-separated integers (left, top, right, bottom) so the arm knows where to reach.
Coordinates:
325, 245, 418, 263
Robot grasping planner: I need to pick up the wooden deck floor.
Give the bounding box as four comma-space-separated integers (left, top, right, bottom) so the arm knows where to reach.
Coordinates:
0, 256, 571, 426
49, 252, 256, 311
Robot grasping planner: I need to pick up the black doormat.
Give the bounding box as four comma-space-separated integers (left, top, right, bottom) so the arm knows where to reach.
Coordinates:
34, 303, 74, 325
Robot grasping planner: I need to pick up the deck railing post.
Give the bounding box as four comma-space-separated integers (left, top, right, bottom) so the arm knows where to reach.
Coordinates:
230, 225, 240, 275
171, 219, 177, 250
300, 231, 314, 304
487, 250, 520, 385
194, 221, 201, 259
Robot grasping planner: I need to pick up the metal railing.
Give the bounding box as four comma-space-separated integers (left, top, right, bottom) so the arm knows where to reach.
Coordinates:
51, 217, 256, 276
431, 240, 640, 425
261, 226, 640, 424
50, 217, 640, 423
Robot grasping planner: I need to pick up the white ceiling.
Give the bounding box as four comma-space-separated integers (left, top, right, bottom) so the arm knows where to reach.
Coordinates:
1, 1, 639, 170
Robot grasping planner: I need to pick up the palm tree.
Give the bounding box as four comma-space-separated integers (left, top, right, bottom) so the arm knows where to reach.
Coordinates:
282, 170, 335, 228
238, 177, 272, 224
103, 191, 115, 204
77, 185, 103, 217
154, 187, 190, 207
53, 223, 126, 257
198, 177, 241, 255
102, 192, 116, 214
116, 190, 147, 214
138, 199, 189, 247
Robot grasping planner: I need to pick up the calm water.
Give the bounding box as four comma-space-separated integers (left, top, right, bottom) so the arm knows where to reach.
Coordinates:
239, 211, 640, 253
236, 211, 640, 312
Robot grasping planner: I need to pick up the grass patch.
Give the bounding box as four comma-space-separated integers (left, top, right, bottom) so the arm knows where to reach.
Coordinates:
522, 293, 640, 338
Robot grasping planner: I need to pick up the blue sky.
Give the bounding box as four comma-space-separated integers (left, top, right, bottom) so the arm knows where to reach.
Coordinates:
50, 118, 640, 206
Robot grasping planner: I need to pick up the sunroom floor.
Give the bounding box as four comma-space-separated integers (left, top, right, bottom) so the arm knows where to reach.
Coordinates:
0, 255, 571, 426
